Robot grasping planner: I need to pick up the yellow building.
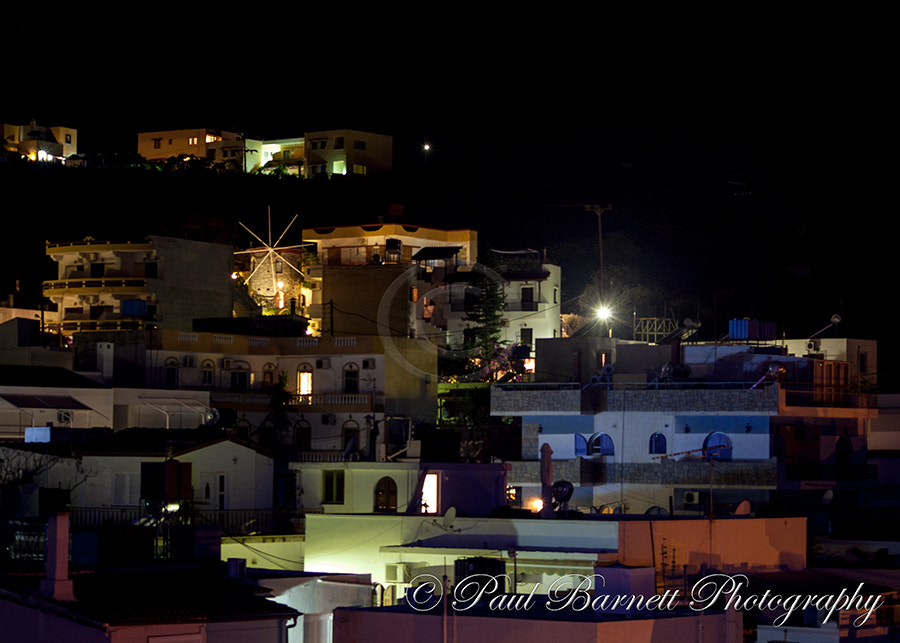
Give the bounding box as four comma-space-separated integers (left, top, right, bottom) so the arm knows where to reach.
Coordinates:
303, 129, 392, 178
2, 120, 77, 161
136, 128, 263, 171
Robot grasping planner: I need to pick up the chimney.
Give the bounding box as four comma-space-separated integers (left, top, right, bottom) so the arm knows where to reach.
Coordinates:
39, 513, 76, 601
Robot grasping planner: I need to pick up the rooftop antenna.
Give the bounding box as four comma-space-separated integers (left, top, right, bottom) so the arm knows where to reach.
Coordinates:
809, 314, 842, 340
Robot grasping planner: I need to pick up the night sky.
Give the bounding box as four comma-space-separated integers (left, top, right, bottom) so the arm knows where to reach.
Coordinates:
3, 15, 896, 385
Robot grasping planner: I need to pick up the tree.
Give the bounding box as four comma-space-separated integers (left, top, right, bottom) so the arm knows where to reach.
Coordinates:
462, 264, 507, 381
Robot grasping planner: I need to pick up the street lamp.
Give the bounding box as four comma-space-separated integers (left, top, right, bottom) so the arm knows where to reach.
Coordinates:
596, 306, 613, 338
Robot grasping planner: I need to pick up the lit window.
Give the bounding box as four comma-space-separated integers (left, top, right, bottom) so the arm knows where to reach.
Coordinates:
297, 366, 313, 395
421, 473, 438, 513
352, 164, 366, 175
333, 160, 346, 175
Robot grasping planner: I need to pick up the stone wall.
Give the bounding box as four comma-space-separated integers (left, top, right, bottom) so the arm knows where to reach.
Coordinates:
507, 457, 777, 488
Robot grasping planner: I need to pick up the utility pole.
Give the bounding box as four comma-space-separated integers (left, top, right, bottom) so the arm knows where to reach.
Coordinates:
585, 204, 613, 301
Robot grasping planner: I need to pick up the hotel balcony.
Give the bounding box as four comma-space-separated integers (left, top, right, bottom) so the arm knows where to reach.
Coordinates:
211, 391, 385, 413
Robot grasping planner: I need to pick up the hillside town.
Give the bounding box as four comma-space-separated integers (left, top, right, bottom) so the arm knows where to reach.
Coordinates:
1, 122, 898, 643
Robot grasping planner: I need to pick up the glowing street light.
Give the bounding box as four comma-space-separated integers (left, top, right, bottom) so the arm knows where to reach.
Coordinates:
596, 306, 612, 320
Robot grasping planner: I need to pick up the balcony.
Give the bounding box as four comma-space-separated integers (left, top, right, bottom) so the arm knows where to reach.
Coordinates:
45, 318, 145, 333
67, 506, 316, 535
43, 277, 149, 297
210, 392, 385, 412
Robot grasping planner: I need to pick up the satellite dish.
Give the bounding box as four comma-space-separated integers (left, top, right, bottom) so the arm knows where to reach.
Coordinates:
822, 490, 834, 505
601, 364, 615, 378
831, 314, 841, 325
734, 500, 751, 516
441, 506, 457, 530
551, 480, 574, 503
205, 408, 221, 426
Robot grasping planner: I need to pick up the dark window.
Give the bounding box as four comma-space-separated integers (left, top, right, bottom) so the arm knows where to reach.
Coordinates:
165, 365, 179, 389
294, 421, 311, 450
144, 262, 158, 278
323, 470, 344, 503
521, 287, 536, 311
649, 432, 667, 454
353, 140, 366, 150
334, 137, 344, 149
574, 434, 588, 456
588, 433, 614, 456
344, 364, 359, 394
520, 328, 533, 347
230, 370, 249, 392
90, 262, 105, 278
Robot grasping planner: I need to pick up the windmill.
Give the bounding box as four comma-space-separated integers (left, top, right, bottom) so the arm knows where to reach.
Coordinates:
235, 210, 310, 310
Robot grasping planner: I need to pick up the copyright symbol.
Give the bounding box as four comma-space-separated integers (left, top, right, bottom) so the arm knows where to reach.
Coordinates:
376, 262, 507, 381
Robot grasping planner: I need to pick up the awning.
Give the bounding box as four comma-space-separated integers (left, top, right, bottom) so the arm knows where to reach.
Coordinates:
412, 246, 462, 261
0, 394, 94, 411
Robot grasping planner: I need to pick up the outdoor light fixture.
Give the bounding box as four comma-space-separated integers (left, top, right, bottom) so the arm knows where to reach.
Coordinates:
596, 306, 612, 320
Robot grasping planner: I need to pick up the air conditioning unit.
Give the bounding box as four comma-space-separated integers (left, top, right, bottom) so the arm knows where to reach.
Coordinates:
219, 358, 232, 370
322, 413, 336, 425
362, 358, 376, 370
309, 282, 321, 290
182, 356, 196, 368
806, 339, 821, 352
385, 563, 413, 584
316, 358, 331, 370
683, 491, 700, 505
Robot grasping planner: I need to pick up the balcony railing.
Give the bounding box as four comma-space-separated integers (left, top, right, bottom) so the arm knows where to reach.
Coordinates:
295, 450, 346, 462
43, 277, 148, 293
67, 507, 316, 534
45, 319, 145, 333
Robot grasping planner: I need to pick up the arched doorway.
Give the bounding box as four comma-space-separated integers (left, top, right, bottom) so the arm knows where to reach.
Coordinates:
703, 432, 732, 461
374, 476, 398, 513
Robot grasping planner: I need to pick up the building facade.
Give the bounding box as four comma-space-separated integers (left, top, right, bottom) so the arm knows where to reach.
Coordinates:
2, 120, 77, 162
44, 236, 234, 335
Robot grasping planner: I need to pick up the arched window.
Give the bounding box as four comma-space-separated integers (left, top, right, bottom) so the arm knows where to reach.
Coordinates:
262, 362, 278, 386
297, 363, 313, 397
201, 359, 215, 389
374, 476, 398, 513
588, 432, 614, 456
574, 434, 588, 457
649, 432, 667, 455
342, 419, 361, 460
703, 432, 732, 461
164, 357, 180, 389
